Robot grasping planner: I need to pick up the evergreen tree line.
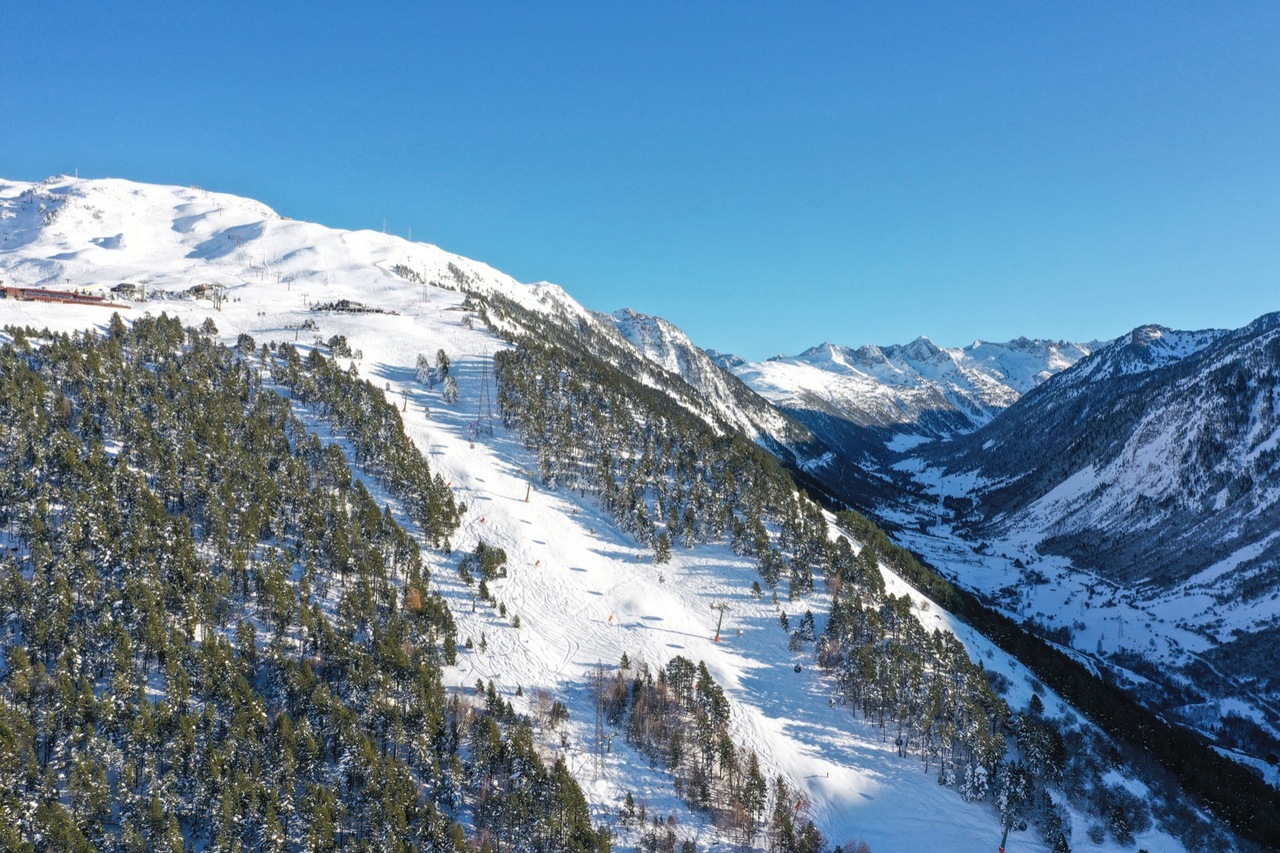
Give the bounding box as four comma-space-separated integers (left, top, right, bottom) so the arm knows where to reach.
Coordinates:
471, 289, 815, 453
464, 680, 608, 853
807, 534, 1086, 849
265, 340, 462, 550
0, 315, 607, 852
600, 656, 826, 853
493, 336, 828, 598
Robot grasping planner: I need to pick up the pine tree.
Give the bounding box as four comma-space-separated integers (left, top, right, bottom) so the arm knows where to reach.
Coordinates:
653, 532, 672, 564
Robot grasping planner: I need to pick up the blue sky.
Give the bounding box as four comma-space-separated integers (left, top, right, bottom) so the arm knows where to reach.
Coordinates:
3, 2, 1277, 359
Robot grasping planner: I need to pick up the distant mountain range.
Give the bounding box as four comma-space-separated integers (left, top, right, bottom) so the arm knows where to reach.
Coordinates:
723, 336, 1095, 441
710, 314, 1280, 768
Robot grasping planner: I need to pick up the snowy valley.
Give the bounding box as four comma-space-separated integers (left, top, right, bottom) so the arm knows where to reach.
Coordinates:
0, 175, 1276, 853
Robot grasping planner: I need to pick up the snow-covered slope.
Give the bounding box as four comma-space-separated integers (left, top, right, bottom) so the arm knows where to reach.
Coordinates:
933, 318, 1272, 591
0, 175, 571, 320
598, 307, 853, 477
0, 175, 1220, 851
1047, 323, 1225, 387
606, 308, 801, 443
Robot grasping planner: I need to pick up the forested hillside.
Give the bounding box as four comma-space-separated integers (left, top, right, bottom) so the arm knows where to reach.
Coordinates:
0, 176, 1272, 852
468, 292, 1257, 851
0, 315, 607, 852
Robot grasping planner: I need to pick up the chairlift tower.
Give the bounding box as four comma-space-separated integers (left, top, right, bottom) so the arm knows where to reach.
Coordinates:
593, 662, 606, 780
477, 354, 495, 436
711, 602, 730, 642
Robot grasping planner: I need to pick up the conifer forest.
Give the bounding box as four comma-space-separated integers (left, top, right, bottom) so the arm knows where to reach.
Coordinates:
0, 304, 1272, 852
0, 316, 606, 852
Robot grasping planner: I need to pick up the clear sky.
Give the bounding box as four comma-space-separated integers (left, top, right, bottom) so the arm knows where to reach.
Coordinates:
3, 2, 1277, 359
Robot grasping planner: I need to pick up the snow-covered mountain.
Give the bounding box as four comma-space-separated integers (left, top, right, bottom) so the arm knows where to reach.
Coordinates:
605, 307, 789, 440
2, 174, 1267, 851
893, 316, 1280, 777
589, 306, 820, 455
0, 174, 553, 315
934, 318, 1276, 593
599, 307, 900, 503
726, 336, 1094, 454
0, 175, 818, 458
716, 335, 1094, 513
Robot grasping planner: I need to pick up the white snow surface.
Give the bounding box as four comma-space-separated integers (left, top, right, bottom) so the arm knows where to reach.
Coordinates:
924, 323, 1280, 683
0, 175, 1193, 851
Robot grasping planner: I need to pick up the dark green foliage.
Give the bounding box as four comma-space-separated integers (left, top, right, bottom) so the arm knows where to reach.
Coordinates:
459, 540, 508, 581
814, 517, 1013, 804
465, 699, 608, 853
271, 341, 462, 548
491, 330, 826, 590
325, 334, 353, 357
474, 287, 826, 585
601, 656, 821, 850
0, 316, 606, 852
653, 532, 672, 564
798, 610, 815, 642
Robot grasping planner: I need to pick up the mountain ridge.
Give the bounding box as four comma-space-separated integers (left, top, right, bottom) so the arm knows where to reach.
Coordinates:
730, 334, 1094, 444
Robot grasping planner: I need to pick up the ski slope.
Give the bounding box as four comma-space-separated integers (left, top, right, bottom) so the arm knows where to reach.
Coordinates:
0, 175, 1196, 851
